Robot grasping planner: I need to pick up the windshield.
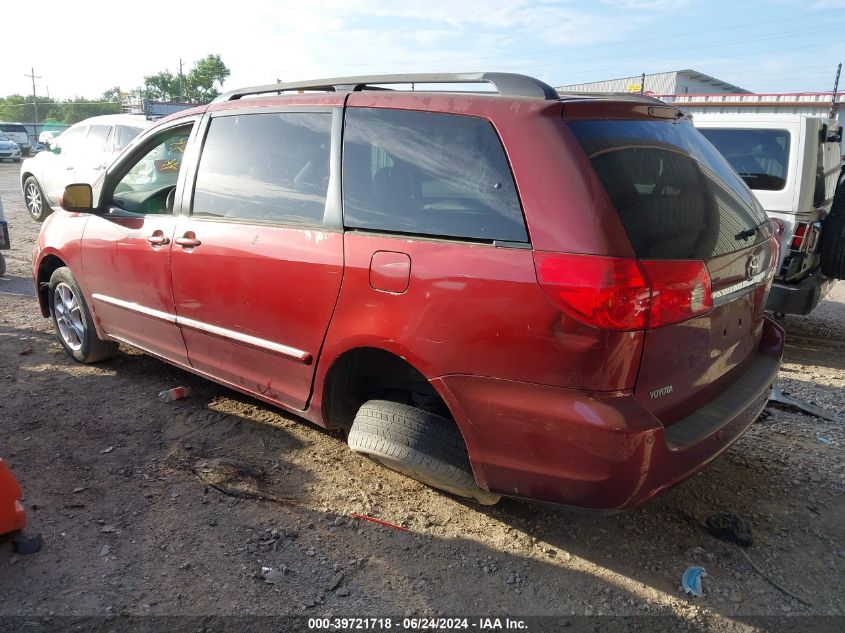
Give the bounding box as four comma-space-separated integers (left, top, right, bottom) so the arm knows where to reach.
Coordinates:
698, 128, 790, 191
569, 118, 767, 260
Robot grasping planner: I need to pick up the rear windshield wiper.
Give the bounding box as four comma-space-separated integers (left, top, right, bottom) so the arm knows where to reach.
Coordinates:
735, 226, 758, 241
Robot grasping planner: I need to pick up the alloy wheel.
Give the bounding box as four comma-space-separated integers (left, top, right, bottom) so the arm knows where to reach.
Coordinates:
53, 282, 85, 351
25, 182, 43, 219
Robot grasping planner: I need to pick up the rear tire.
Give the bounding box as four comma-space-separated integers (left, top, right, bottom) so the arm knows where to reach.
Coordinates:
821, 183, 845, 279
48, 267, 117, 363
0, 253, 5, 277
348, 400, 500, 505
24, 176, 51, 223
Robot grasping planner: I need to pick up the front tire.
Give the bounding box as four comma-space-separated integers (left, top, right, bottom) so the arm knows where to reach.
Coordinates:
348, 400, 500, 505
24, 176, 51, 223
48, 267, 117, 363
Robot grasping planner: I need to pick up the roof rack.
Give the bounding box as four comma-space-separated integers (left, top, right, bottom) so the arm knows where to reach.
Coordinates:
214, 72, 559, 103
557, 91, 667, 104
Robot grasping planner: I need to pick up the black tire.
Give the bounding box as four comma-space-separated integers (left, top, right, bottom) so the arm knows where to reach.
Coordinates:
348, 400, 500, 505
0, 253, 5, 277
821, 183, 845, 279
48, 267, 117, 363
24, 176, 52, 223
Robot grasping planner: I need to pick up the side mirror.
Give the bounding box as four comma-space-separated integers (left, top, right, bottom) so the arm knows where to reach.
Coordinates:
61, 184, 94, 213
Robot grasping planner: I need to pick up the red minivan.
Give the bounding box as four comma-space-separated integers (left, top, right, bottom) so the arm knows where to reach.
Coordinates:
32, 73, 783, 511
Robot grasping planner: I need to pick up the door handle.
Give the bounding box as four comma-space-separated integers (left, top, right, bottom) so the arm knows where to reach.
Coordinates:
146, 234, 170, 246
175, 232, 201, 248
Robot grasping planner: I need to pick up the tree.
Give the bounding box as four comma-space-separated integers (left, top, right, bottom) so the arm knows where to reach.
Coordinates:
101, 86, 125, 103
60, 97, 120, 124
186, 54, 230, 103
143, 54, 230, 104
0, 94, 57, 123
143, 71, 182, 101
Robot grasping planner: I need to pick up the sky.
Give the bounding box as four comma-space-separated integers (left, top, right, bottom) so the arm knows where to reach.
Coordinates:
2, 0, 845, 100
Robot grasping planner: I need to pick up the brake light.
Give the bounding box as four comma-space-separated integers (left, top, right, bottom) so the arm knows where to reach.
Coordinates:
640, 260, 712, 328
533, 253, 712, 331
791, 222, 807, 250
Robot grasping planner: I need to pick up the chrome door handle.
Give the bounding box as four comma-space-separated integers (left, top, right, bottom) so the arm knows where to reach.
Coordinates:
146, 235, 170, 246
175, 236, 201, 248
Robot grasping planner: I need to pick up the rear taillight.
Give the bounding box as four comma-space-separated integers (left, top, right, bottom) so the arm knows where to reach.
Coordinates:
534, 253, 712, 332
791, 222, 808, 250
640, 260, 712, 328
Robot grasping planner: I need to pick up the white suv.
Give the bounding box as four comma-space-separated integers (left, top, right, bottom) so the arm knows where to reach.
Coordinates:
694, 114, 843, 315
20, 114, 154, 222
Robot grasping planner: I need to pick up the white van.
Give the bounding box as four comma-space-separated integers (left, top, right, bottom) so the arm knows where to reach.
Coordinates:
0, 122, 31, 156
693, 114, 843, 315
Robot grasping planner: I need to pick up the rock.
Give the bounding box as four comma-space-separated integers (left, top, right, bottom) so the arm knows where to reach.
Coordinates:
264, 568, 287, 584
99, 545, 112, 557
336, 587, 350, 597
100, 525, 119, 534
326, 572, 344, 591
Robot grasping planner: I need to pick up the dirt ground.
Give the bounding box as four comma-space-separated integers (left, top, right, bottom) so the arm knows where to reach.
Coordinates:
0, 161, 843, 631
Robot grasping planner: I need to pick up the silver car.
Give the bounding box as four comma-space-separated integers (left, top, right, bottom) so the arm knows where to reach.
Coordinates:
0, 133, 22, 163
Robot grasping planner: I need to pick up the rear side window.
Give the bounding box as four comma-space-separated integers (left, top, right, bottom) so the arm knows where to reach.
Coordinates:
569, 119, 767, 260
698, 128, 790, 191
84, 125, 112, 153
192, 112, 331, 226
343, 108, 527, 242
114, 125, 144, 152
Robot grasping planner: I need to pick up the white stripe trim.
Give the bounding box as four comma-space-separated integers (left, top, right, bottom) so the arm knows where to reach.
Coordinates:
91, 293, 311, 363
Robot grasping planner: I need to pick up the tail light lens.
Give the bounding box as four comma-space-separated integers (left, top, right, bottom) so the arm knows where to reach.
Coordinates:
534, 253, 712, 331
791, 222, 808, 250
640, 260, 712, 328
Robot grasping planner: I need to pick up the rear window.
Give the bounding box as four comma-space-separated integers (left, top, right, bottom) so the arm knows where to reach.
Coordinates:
569, 118, 767, 260
343, 108, 527, 243
698, 128, 790, 191
0, 124, 26, 134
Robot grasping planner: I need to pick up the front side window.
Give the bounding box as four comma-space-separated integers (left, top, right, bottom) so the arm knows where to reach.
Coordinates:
698, 128, 790, 192
110, 124, 192, 214
192, 112, 332, 226
342, 108, 527, 242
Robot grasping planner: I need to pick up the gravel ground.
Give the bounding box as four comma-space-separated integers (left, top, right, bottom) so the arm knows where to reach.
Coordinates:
0, 161, 843, 631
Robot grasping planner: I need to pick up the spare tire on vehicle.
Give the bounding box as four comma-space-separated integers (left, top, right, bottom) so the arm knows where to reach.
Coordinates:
821, 182, 845, 279
348, 400, 500, 505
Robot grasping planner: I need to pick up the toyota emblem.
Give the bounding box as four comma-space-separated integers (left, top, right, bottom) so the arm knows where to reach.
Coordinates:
747, 253, 763, 278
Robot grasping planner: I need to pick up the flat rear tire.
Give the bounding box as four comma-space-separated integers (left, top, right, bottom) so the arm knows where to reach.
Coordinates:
348, 400, 500, 505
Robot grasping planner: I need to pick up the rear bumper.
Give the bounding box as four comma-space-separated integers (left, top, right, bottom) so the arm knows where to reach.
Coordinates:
766, 269, 834, 315
434, 317, 784, 512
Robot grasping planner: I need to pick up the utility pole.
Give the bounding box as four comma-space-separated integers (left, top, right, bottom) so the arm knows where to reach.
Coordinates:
24, 67, 41, 129
830, 62, 841, 119
640, 72, 646, 95
179, 58, 185, 101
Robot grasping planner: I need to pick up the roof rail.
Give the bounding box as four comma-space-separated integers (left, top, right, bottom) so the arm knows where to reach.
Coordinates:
213, 72, 559, 103
557, 91, 667, 104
